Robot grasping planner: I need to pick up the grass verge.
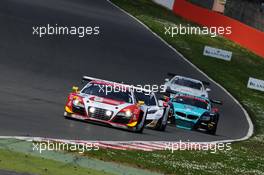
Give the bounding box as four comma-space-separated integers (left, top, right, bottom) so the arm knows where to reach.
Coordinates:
76, 0, 264, 174
0, 148, 113, 175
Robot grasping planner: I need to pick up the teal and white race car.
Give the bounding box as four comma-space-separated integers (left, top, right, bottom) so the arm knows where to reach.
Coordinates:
168, 93, 221, 135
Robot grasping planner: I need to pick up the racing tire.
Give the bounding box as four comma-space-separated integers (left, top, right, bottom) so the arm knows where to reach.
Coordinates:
154, 117, 167, 131
135, 111, 147, 133
135, 120, 145, 133
154, 108, 169, 131
168, 107, 176, 125
64, 113, 70, 119
208, 128, 217, 135
208, 116, 219, 135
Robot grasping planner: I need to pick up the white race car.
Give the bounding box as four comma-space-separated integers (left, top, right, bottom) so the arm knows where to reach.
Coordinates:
64, 76, 148, 133
134, 90, 170, 131
164, 74, 211, 98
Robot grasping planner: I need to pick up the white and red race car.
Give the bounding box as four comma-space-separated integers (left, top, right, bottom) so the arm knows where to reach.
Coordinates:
64, 76, 148, 133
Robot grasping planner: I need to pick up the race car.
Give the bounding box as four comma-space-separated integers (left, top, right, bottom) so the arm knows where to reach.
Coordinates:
168, 93, 221, 135
134, 90, 170, 131
164, 73, 211, 98
64, 76, 148, 133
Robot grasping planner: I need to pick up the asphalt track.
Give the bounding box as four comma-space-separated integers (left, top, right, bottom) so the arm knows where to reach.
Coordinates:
0, 0, 250, 141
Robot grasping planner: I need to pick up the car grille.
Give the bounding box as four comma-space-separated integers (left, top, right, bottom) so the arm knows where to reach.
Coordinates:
176, 112, 199, 120
176, 112, 187, 118
72, 106, 86, 116
176, 119, 195, 129
88, 107, 112, 121
187, 115, 199, 120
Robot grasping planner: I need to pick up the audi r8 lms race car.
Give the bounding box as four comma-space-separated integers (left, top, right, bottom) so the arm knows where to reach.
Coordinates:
134, 91, 170, 131
168, 93, 221, 135
64, 76, 148, 133
164, 73, 211, 98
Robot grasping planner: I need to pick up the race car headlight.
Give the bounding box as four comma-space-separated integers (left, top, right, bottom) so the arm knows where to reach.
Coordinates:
201, 113, 211, 121
105, 110, 112, 117
72, 99, 84, 108
125, 110, 132, 117
117, 110, 133, 118
148, 110, 157, 114
89, 107, 96, 113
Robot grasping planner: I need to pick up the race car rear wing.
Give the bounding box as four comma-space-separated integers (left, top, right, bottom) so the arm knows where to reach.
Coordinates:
82, 76, 131, 88
82, 76, 152, 93
82, 76, 116, 84
210, 99, 223, 105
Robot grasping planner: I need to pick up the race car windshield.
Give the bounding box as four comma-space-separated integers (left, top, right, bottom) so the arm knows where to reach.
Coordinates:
172, 78, 202, 90
134, 91, 156, 106
174, 96, 209, 109
81, 84, 133, 103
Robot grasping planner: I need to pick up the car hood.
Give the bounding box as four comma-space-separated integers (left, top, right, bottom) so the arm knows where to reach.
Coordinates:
79, 94, 132, 115
172, 102, 207, 116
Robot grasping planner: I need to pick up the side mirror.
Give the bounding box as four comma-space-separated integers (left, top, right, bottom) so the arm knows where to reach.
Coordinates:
206, 88, 211, 92
211, 99, 223, 105
137, 101, 145, 106
164, 78, 169, 82
72, 86, 79, 93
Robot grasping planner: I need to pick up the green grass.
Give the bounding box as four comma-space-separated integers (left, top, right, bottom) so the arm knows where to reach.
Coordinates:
73, 0, 264, 174
83, 143, 264, 175
0, 149, 113, 175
